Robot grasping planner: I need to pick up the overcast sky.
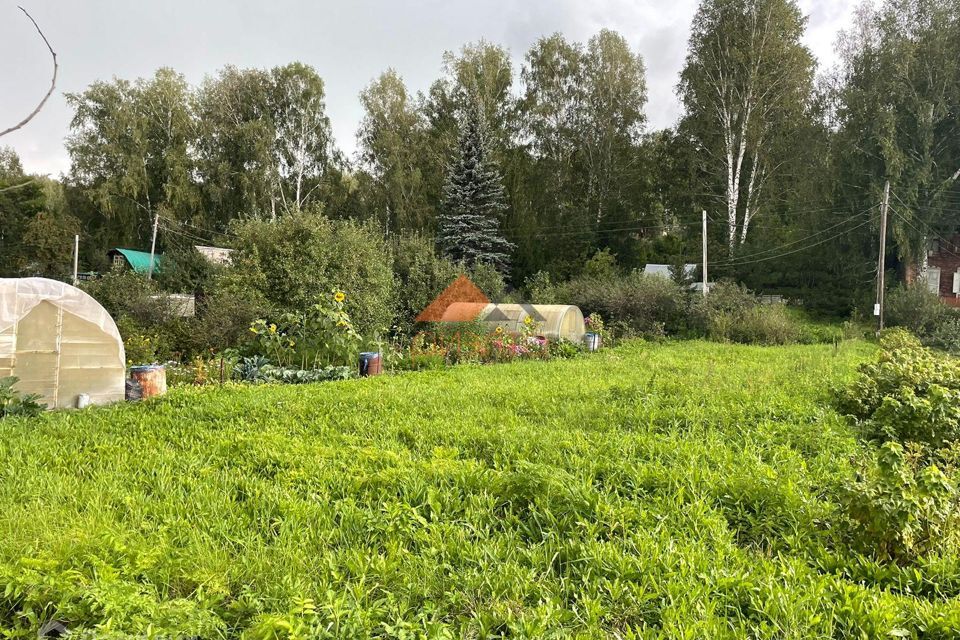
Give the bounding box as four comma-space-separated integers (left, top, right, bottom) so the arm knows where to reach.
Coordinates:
0, 0, 859, 177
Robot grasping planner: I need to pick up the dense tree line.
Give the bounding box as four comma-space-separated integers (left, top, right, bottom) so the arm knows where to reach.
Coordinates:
1, 0, 958, 317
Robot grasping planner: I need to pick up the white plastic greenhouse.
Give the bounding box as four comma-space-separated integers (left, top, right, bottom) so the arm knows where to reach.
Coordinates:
0, 278, 126, 409
441, 303, 586, 342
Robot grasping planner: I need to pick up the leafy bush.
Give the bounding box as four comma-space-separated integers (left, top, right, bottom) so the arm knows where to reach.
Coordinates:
0, 377, 45, 418
524, 270, 558, 304
841, 442, 960, 563
390, 233, 461, 334
249, 291, 362, 369
730, 305, 800, 345
229, 209, 395, 335
688, 283, 806, 345
115, 315, 161, 365
927, 317, 960, 355
837, 329, 960, 448
560, 270, 686, 336
548, 338, 583, 359
886, 284, 955, 338
82, 269, 174, 329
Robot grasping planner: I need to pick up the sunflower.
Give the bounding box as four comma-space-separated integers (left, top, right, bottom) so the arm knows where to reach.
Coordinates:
523, 316, 533, 326
334, 291, 346, 303
495, 326, 504, 335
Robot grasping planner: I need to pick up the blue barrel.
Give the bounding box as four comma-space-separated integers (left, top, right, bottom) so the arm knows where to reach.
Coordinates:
584, 332, 602, 352
358, 352, 382, 377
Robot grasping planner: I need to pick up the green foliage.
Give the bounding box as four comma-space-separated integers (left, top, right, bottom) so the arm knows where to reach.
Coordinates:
886, 285, 957, 339
523, 270, 558, 304
9, 340, 960, 636
837, 330, 960, 448
841, 441, 960, 563
249, 291, 362, 369
928, 317, 960, 355
115, 315, 161, 366
436, 102, 514, 272
389, 233, 461, 334
0, 377, 45, 418
582, 248, 619, 279
560, 271, 686, 337
81, 269, 171, 328
690, 283, 806, 345
229, 210, 395, 336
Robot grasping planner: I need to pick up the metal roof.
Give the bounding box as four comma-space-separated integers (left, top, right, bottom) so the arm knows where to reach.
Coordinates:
109, 248, 162, 274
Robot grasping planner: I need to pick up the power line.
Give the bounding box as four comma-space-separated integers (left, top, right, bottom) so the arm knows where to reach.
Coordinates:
711, 219, 874, 268
709, 206, 876, 267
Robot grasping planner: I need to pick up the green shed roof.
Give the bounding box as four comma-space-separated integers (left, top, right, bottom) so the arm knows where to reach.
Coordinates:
110, 248, 163, 274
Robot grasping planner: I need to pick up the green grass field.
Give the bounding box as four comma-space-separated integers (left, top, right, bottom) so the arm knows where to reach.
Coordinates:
2, 339, 960, 638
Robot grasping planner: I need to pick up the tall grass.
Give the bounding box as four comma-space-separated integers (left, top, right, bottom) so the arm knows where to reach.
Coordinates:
2, 339, 958, 637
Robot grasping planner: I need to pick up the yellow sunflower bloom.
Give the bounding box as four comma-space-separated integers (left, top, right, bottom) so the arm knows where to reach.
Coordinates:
495, 326, 504, 335
334, 291, 346, 303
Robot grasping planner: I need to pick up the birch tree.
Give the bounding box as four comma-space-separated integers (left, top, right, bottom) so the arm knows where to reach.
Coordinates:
357, 69, 433, 233
679, 0, 814, 251
270, 63, 337, 215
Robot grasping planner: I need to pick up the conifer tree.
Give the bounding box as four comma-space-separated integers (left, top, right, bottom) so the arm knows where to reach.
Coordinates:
436, 103, 513, 272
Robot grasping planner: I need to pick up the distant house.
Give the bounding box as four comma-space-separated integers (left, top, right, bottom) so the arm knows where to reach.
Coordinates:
107, 245, 232, 275
924, 236, 960, 307
643, 263, 698, 281
107, 248, 162, 274
644, 263, 713, 293
194, 245, 233, 266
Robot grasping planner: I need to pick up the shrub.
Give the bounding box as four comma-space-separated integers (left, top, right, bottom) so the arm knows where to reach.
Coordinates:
886, 285, 955, 338
249, 291, 362, 369
841, 441, 960, 563
229, 209, 395, 336
560, 271, 686, 336
688, 281, 757, 339
837, 329, 960, 448
927, 317, 960, 355
0, 377, 45, 418
728, 305, 800, 345
524, 270, 558, 304
390, 233, 461, 335
688, 283, 808, 345
82, 269, 173, 329
115, 315, 161, 366
582, 248, 619, 280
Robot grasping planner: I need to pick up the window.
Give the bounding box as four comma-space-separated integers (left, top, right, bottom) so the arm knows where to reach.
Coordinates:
927, 267, 941, 294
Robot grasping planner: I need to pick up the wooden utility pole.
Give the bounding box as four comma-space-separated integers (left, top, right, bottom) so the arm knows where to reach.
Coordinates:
72, 234, 79, 286
147, 211, 159, 280
702, 210, 708, 297
876, 180, 890, 333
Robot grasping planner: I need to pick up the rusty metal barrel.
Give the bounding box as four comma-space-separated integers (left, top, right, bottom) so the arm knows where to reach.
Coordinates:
358, 352, 382, 377
129, 364, 167, 399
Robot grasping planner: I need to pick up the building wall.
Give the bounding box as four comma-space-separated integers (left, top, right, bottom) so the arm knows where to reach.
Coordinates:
928, 235, 960, 307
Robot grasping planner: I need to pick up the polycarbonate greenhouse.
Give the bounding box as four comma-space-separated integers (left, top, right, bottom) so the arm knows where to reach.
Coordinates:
0, 278, 126, 409
441, 303, 586, 342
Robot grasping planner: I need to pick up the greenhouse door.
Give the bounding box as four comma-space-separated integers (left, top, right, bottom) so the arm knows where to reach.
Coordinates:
11, 300, 63, 407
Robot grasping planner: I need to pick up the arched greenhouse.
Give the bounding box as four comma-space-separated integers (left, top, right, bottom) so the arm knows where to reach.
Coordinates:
0, 278, 126, 409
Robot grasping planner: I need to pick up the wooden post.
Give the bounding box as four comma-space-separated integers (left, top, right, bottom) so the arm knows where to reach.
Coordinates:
877, 180, 890, 333
702, 210, 708, 297
72, 234, 79, 286
147, 211, 159, 280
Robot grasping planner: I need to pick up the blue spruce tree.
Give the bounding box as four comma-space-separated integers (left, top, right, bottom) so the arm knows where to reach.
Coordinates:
436, 103, 514, 272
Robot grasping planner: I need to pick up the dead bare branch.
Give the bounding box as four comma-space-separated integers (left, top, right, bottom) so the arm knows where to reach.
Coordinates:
0, 178, 37, 193
0, 6, 58, 138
